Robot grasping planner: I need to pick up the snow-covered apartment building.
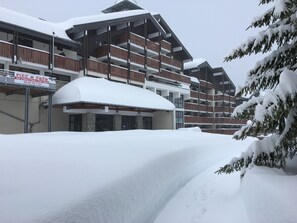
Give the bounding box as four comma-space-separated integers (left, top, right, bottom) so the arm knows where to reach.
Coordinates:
0, 0, 244, 134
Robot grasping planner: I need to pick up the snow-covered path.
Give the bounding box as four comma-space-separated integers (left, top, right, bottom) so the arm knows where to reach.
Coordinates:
154, 159, 249, 223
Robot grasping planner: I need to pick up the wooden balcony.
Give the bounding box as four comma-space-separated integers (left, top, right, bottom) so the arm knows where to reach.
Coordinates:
147, 40, 159, 53
130, 52, 145, 65
87, 60, 108, 74
0, 41, 12, 58
86, 60, 144, 83
199, 104, 213, 113
190, 91, 199, 98
147, 58, 159, 70
184, 103, 199, 111
116, 32, 159, 54
130, 70, 145, 83
214, 94, 235, 103
185, 116, 246, 125
161, 40, 171, 52
54, 55, 80, 72
110, 65, 128, 80
214, 118, 246, 125
0, 41, 80, 72
160, 55, 182, 69
155, 69, 190, 84
18, 45, 48, 66
199, 80, 213, 89
214, 106, 234, 113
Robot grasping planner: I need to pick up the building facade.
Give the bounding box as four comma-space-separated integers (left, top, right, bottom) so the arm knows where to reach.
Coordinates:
184, 59, 246, 134
0, 0, 244, 134
0, 1, 192, 133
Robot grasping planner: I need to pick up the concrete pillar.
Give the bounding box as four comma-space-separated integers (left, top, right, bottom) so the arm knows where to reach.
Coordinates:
114, 114, 122, 131
136, 115, 143, 129
82, 113, 95, 132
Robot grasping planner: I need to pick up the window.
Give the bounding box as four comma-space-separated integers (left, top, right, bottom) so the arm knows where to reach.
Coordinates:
69, 115, 82, 131
165, 92, 174, 103
156, 90, 162, 96
18, 37, 33, 48
143, 117, 152, 130
176, 111, 184, 129
122, 116, 136, 130
95, 115, 114, 131
174, 95, 184, 108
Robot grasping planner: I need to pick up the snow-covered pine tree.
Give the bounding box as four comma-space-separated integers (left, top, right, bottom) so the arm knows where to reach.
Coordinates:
216, 0, 297, 176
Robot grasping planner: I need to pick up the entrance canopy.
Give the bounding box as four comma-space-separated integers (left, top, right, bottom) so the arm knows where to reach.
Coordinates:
53, 77, 175, 111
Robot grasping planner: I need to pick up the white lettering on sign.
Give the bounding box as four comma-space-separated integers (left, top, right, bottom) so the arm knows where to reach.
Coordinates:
14, 72, 50, 88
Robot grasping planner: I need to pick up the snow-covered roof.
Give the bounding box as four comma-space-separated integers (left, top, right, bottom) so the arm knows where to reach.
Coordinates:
0, 7, 150, 41
190, 77, 199, 84
115, 0, 138, 4
59, 10, 150, 30
0, 7, 71, 41
53, 77, 175, 111
184, 58, 207, 70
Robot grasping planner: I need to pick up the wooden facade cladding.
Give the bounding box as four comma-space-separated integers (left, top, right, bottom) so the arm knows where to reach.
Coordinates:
130, 51, 145, 65
54, 55, 80, 72
18, 45, 48, 66
185, 116, 246, 125
214, 94, 235, 103
214, 106, 233, 113
87, 60, 109, 73
160, 55, 182, 68
184, 103, 199, 111
87, 59, 145, 83
160, 40, 171, 52
155, 69, 191, 84
147, 57, 159, 70
0, 41, 13, 58
0, 41, 80, 72
117, 32, 159, 53
199, 80, 213, 89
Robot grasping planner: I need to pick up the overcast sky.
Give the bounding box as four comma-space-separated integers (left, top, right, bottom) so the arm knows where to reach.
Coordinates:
0, 0, 268, 87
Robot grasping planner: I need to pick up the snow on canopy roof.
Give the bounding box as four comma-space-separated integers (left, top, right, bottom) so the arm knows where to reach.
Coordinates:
52, 77, 175, 111
0, 7, 71, 41
184, 58, 207, 70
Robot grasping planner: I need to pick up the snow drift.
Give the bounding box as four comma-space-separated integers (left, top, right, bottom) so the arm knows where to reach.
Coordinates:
0, 130, 245, 223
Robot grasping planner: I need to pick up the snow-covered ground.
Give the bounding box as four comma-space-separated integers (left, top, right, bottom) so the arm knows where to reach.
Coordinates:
0, 129, 296, 223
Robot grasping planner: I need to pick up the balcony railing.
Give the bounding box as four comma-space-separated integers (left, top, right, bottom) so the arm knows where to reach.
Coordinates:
87, 60, 108, 74
0, 41, 12, 58
54, 55, 80, 72
0, 41, 80, 72
155, 69, 190, 84
18, 45, 48, 66
161, 40, 171, 52
116, 32, 159, 54
214, 94, 235, 103
214, 106, 234, 113
185, 116, 246, 125
184, 103, 199, 111
199, 80, 213, 89
130, 70, 145, 83
147, 58, 159, 70
160, 55, 182, 69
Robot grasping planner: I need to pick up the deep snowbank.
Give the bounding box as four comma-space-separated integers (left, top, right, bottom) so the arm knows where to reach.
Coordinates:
242, 163, 297, 223
0, 130, 244, 223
